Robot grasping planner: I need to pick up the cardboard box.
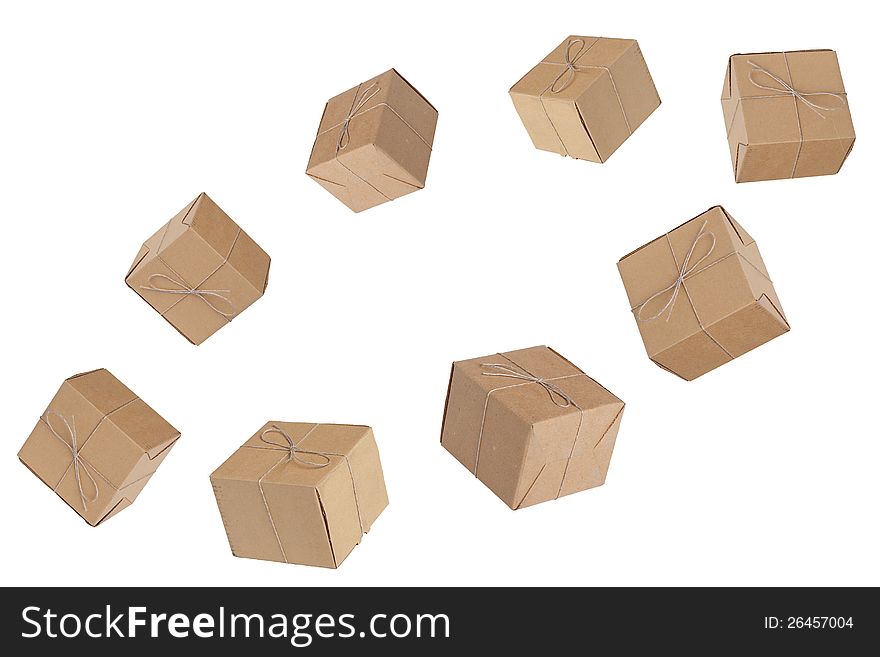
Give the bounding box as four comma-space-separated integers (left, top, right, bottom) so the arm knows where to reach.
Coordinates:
440, 346, 625, 510
210, 422, 388, 568
509, 36, 660, 162
306, 69, 438, 213
125, 193, 271, 345
721, 49, 855, 182
18, 369, 180, 526
618, 206, 790, 380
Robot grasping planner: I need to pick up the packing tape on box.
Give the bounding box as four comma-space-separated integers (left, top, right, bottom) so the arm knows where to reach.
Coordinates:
539, 37, 633, 157
315, 79, 433, 201
40, 406, 136, 510
245, 424, 365, 565
728, 56, 847, 179
474, 355, 586, 505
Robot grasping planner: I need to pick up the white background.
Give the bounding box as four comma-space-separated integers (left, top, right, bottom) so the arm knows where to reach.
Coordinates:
1, 0, 876, 587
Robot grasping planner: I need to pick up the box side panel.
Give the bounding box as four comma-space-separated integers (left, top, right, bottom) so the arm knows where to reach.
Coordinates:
608, 40, 661, 133
653, 331, 734, 380
705, 298, 790, 360
308, 143, 396, 212
346, 429, 389, 533
210, 476, 289, 563
109, 397, 180, 459
264, 482, 337, 568
574, 73, 630, 161
316, 467, 364, 568
510, 90, 568, 155
794, 136, 856, 178
440, 363, 492, 473
227, 229, 271, 294
735, 141, 802, 183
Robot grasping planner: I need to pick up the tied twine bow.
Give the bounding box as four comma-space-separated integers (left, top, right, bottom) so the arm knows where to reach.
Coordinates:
480, 363, 577, 408
43, 412, 99, 510
636, 220, 716, 322
747, 60, 846, 118
547, 37, 589, 94
336, 82, 381, 152
140, 272, 236, 319
259, 425, 332, 468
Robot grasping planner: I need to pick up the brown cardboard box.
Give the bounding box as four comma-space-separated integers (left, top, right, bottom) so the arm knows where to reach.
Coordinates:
440, 346, 625, 510
509, 36, 660, 162
210, 422, 388, 568
306, 69, 438, 213
18, 369, 180, 526
125, 193, 271, 345
618, 206, 790, 380
721, 49, 855, 182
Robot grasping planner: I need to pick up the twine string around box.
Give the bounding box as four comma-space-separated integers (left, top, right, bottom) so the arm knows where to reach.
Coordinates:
140, 272, 237, 319
631, 213, 783, 357
313, 78, 433, 201
632, 219, 739, 360
336, 82, 382, 151
38, 397, 143, 517
634, 219, 736, 360
43, 412, 104, 510
747, 60, 846, 118
474, 354, 586, 503
738, 56, 847, 178
259, 424, 333, 468
144, 212, 244, 323
480, 363, 577, 408
635, 220, 716, 323
321, 81, 433, 153
251, 424, 365, 564
538, 37, 633, 157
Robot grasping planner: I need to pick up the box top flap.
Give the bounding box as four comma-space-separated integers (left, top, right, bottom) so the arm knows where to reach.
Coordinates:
186, 193, 244, 258
63, 370, 179, 458
107, 398, 181, 458
65, 369, 137, 416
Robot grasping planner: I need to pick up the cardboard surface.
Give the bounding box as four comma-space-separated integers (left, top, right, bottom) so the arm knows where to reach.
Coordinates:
17, 369, 180, 526
440, 346, 625, 510
210, 422, 388, 568
509, 35, 660, 162
306, 69, 438, 212
721, 49, 855, 182
618, 206, 790, 380
125, 193, 271, 345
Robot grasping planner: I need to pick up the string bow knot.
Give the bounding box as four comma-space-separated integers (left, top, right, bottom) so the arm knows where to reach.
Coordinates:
747, 60, 846, 118
549, 38, 587, 94
260, 425, 332, 468
480, 363, 575, 408
636, 220, 717, 322
43, 412, 99, 510
140, 272, 236, 319
337, 82, 381, 151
